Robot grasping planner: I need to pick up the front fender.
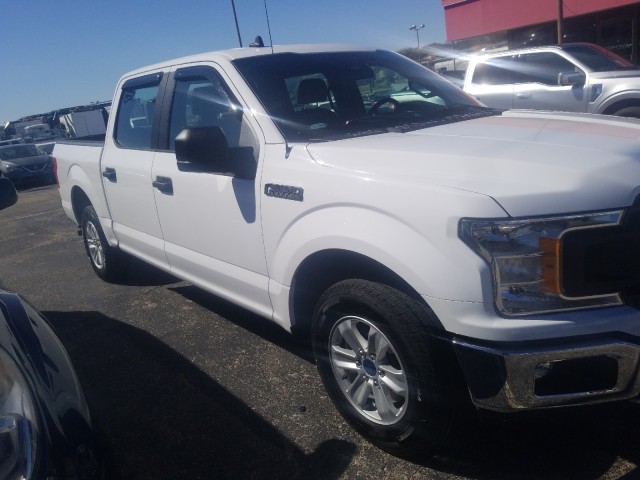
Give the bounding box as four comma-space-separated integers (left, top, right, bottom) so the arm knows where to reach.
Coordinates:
267, 199, 499, 304
595, 89, 640, 114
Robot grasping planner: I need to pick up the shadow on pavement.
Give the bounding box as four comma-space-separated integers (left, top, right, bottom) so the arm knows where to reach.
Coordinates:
45, 310, 356, 480
149, 279, 640, 480
169, 284, 315, 364
417, 402, 640, 480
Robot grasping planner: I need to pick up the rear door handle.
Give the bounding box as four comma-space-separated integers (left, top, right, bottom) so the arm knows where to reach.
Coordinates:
102, 167, 117, 182
516, 93, 532, 99
152, 176, 173, 195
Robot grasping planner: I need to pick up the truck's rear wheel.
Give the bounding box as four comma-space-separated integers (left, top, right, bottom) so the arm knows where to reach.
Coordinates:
312, 279, 458, 454
81, 206, 128, 282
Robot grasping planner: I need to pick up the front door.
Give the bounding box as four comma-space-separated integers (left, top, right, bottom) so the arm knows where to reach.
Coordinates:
151, 64, 271, 317
512, 52, 588, 112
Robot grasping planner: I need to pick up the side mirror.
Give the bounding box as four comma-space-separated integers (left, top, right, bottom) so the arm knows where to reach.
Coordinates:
0, 177, 17, 210
175, 126, 228, 173
558, 71, 586, 86
175, 126, 256, 180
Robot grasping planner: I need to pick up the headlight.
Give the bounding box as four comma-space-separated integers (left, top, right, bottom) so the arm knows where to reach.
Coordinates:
0, 348, 38, 480
459, 211, 623, 316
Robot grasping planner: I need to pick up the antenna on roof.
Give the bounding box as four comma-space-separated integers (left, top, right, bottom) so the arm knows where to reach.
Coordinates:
263, 0, 274, 53
230, 0, 243, 47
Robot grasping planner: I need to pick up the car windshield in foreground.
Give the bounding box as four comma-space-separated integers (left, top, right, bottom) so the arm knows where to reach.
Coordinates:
233, 50, 494, 142
562, 44, 637, 72
0, 145, 41, 160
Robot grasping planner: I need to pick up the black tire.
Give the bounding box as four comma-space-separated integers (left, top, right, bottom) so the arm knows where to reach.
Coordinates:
81, 205, 128, 282
612, 106, 640, 118
312, 279, 461, 454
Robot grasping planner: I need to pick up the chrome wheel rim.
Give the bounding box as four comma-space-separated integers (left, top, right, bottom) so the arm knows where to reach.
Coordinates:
328, 315, 408, 425
85, 221, 105, 270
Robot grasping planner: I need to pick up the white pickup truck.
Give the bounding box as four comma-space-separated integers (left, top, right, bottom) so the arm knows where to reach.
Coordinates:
55, 44, 640, 454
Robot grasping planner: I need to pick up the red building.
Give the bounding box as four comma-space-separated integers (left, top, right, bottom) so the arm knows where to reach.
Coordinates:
442, 0, 640, 60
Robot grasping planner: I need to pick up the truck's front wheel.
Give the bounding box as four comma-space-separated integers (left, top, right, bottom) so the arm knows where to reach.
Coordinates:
81, 206, 128, 282
312, 279, 459, 454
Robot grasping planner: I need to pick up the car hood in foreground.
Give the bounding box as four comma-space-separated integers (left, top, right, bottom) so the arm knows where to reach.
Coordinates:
306, 110, 640, 217
0, 290, 103, 479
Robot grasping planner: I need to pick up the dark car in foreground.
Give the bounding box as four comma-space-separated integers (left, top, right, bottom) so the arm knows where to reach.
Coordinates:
0, 177, 105, 479
0, 144, 54, 186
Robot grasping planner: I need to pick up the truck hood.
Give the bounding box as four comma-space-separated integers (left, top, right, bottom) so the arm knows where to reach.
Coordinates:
591, 69, 640, 79
306, 110, 640, 217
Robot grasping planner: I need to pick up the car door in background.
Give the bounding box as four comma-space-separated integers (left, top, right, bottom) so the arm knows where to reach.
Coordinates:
467, 57, 516, 109
512, 51, 589, 112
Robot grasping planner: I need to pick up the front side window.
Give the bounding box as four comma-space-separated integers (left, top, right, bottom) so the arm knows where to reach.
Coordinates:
515, 52, 579, 85
167, 67, 260, 168
114, 81, 159, 150
168, 73, 240, 152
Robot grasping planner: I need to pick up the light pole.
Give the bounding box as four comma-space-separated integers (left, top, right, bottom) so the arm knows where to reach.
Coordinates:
409, 24, 425, 64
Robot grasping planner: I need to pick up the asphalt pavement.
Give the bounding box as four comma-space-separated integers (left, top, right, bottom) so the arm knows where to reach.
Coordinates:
1, 184, 640, 480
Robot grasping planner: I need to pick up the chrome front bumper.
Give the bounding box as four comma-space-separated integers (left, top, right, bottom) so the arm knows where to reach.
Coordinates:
452, 336, 640, 412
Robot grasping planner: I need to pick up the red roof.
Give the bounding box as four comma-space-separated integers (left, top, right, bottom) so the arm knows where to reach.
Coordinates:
443, 0, 639, 41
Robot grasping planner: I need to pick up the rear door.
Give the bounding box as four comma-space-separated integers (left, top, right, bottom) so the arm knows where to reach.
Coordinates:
101, 72, 169, 266
466, 57, 515, 109
151, 64, 271, 317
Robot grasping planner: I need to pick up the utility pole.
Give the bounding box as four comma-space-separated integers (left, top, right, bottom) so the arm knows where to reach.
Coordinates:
557, 0, 564, 45
409, 24, 426, 64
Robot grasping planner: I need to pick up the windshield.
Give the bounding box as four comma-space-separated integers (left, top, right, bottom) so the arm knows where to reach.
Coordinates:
233, 50, 494, 142
0, 145, 41, 160
561, 44, 636, 72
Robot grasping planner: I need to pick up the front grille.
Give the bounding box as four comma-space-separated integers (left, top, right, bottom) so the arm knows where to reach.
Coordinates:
562, 200, 640, 308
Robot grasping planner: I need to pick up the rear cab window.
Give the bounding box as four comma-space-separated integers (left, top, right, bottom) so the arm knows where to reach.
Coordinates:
114, 73, 163, 150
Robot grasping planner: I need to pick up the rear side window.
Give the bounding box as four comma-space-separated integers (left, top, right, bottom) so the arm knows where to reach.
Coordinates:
114, 74, 162, 150
471, 58, 517, 85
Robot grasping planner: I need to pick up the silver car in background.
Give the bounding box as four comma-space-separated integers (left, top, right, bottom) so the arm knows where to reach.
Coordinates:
464, 43, 640, 118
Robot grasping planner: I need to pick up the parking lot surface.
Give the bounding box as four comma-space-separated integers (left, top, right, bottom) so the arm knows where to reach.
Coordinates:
1, 185, 640, 479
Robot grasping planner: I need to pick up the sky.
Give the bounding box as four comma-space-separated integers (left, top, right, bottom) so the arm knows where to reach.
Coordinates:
0, 0, 447, 124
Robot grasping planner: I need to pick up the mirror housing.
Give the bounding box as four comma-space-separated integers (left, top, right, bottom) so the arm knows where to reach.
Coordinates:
558, 71, 586, 86
0, 177, 17, 210
175, 126, 256, 179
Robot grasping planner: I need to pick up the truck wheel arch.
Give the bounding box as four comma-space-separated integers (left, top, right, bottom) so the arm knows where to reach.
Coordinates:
601, 96, 640, 118
71, 186, 92, 225
289, 249, 442, 338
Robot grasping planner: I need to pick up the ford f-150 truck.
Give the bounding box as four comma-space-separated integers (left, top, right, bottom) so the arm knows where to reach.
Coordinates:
55, 44, 640, 454
464, 42, 640, 117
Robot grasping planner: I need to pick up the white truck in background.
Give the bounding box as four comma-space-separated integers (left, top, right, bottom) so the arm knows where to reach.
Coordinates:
54, 44, 640, 454
58, 109, 108, 139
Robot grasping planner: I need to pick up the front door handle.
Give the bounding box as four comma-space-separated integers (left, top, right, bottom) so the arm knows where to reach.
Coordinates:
152, 176, 173, 195
516, 93, 532, 99
102, 167, 117, 182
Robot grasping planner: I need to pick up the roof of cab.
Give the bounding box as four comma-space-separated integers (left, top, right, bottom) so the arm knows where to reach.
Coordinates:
122, 44, 378, 78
